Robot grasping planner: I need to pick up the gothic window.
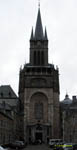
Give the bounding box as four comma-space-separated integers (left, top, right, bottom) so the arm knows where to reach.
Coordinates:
35, 103, 43, 119
34, 51, 44, 65
29, 128, 31, 136
47, 127, 49, 136
34, 51, 36, 65
41, 51, 44, 65
38, 51, 40, 65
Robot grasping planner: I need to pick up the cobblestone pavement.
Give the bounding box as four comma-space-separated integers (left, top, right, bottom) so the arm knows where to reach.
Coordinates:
23, 144, 51, 150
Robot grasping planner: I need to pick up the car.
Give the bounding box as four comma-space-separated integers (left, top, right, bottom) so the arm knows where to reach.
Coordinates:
49, 139, 63, 148
16, 141, 24, 146
63, 143, 73, 150
0, 146, 8, 150
72, 143, 77, 150
10, 140, 25, 149
54, 142, 65, 150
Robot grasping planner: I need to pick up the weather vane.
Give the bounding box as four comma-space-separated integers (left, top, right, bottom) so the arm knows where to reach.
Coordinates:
38, 0, 40, 9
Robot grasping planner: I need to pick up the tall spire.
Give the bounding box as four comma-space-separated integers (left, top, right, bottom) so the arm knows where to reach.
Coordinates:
35, 8, 44, 40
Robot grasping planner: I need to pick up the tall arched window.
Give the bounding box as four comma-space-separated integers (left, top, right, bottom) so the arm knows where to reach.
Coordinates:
35, 103, 43, 119
38, 51, 40, 65
34, 51, 36, 65
41, 51, 44, 65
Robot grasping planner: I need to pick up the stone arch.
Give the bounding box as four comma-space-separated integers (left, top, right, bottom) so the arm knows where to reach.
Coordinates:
29, 92, 48, 123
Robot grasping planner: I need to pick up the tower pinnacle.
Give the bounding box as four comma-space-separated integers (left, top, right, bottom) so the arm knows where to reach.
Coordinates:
45, 27, 48, 40
30, 27, 34, 40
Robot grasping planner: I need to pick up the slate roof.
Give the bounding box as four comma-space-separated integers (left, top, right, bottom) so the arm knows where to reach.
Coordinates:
0, 85, 18, 107
61, 94, 72, 105
0, 102, 11, 110
0, 85, 17, 98
0, 109, 13, 120
60, 94, 77, 112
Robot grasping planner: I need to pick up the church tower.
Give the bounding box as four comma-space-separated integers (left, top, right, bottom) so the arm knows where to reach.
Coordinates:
19, 7, 60, 143
30, 8, 48, 66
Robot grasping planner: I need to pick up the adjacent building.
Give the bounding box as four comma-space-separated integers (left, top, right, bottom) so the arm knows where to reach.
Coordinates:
60, 94, 77, 143
0, 85, 19, 145
0, 107, 14, 145
0, 85, 18, 109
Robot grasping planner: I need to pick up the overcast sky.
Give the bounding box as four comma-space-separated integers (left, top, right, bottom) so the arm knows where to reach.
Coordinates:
0, 0, 77, 100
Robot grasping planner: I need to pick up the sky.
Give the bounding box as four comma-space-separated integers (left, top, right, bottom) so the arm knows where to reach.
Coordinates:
0, 0, 77, 100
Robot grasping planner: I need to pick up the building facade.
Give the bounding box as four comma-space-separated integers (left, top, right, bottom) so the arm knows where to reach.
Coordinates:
0, 110, 14, 145
0, 85, 18, 109
19, 8, 60, 143
60, 94, 77, 143
0, 85, 19, 145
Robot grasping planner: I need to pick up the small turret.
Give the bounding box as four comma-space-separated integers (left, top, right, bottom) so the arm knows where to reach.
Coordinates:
44, 27, 48, 40
30, 27, 34, 40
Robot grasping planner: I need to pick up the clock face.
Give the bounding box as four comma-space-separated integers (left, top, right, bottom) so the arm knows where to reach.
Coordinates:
37, 41, 41, 45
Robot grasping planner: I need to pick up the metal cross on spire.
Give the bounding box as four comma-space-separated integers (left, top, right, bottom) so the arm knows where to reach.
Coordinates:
38, 0, 40, 9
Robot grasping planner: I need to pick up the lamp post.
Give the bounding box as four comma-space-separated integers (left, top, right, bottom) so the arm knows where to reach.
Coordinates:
72, 115, 75, 143
63, 111, 65, 142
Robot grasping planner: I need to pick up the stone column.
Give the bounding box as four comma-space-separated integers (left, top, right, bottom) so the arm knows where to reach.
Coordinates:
31, 127, 35, 143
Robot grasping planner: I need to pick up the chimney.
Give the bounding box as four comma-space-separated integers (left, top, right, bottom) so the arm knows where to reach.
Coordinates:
72, 96, 77, 103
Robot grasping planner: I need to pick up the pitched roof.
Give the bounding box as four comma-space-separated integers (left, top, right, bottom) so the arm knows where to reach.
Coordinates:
0, 85, 18, 98
0, 85, 18, 107
0, 102, 11, 110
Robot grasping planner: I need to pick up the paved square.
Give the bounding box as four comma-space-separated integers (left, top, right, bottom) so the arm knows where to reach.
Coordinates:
24, 144, 51, 150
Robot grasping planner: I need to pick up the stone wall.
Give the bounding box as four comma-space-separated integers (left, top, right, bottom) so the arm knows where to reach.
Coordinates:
0, 112, 14, 145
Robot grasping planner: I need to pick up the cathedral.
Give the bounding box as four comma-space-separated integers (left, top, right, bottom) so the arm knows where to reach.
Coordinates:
19, 7, 60, 143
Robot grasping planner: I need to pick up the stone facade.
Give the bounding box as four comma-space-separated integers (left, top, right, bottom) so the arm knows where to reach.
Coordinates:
60, 95, 77, 143
19, 8, 60, 143
0, 110, 14, 145
0, 85, 19, 144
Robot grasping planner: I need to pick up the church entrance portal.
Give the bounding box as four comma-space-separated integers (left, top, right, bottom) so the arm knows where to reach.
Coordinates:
35, 124, 43, 143
35, 132, 42, 142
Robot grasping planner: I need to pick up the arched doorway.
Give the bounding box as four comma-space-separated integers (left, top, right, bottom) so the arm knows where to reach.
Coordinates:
35, 124, 43, 142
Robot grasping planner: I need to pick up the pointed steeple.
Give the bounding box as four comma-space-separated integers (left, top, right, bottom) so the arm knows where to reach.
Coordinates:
35, 8, 44, 40
30, 27, 34, 40
44, 27, 48, 40
30, 6, 48, 66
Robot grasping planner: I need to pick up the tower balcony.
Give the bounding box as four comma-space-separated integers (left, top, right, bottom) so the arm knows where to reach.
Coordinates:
24, 65, 58, 76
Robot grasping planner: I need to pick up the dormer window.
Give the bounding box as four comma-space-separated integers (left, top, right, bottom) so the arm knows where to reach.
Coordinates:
9, 92, 11, 97
1, 92, 3, 97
